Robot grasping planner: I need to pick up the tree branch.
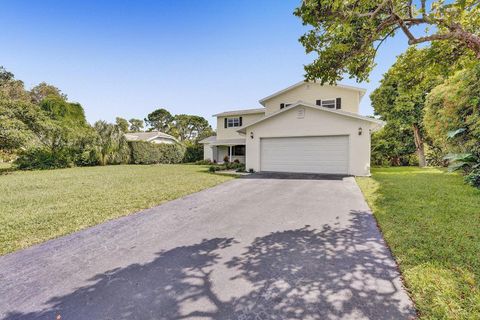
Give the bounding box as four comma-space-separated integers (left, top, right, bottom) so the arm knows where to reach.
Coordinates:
357, 0, 391, 18
408, 31, 480, 57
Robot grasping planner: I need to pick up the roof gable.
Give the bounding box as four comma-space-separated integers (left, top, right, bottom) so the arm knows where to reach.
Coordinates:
259, 81, 367, 106
237, 101, 384, 133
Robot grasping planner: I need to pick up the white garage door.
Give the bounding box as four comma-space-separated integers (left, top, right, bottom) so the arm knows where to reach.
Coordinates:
260, 136, 349, 174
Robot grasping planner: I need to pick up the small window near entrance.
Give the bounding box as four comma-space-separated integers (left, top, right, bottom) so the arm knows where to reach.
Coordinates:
227, 117, 241, 128
232, 145, 245, 156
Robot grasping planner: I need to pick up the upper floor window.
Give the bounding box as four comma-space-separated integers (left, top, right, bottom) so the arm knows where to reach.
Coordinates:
280, 103, 292, 109
224, 117, 242, 128
322, 99, 336, 108
316, 98, 342, 109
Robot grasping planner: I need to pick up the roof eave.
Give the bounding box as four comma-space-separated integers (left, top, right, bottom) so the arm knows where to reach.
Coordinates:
212, 109, 266, 117
237, 101, 384, 132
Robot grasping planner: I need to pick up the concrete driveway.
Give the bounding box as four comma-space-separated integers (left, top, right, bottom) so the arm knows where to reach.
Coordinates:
0, 173, 415, 320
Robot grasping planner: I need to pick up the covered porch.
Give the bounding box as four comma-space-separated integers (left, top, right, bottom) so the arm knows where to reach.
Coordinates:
200, 137, 246, 164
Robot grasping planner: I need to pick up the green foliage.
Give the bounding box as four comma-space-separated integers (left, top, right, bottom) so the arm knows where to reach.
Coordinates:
208, 162, 245, 172
14, 147, 74, 170
424, 63, 480, 156
294, 0, 480, 83
371, 122, 416, 166
93, 121, 130, 165
40, 96, 87, 126
129, 141, 185, 164
183, 142, 204, 163
29, 82, 67, 104
465, 169, 480, 188
143, 107, 214, 142
128, 118, 144, 132
115, 117, 130, 133
424, 144, 447, 167
173, 114, 212, 141
194, 159, 213, 165
0, 100, 36, 151
0, 66, 29, 101
370, 44, 469, 167
145, 108, 173, 132
1, 81, 98, 169
424, 63, 480, 187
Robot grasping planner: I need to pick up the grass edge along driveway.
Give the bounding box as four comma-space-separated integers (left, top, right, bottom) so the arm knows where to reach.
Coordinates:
357, 167, 480, 319
0, 164, 233, 256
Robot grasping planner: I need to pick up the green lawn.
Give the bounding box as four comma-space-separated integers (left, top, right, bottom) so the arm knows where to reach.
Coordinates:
0, 164, 233, 256
357, 167, 480, 319
0, 162, 12, 170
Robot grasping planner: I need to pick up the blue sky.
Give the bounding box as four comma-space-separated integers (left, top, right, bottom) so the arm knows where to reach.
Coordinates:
1, 0, 409, 126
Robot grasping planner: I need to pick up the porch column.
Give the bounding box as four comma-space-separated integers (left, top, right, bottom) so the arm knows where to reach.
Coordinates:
229, 146, 232, 161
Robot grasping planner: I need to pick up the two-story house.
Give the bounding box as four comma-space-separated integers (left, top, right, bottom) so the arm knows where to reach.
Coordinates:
200, 81, 384, 176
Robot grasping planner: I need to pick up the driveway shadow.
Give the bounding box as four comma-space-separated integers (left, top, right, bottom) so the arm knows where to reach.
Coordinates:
4, 211, 415, 320
241, 172, 349, 180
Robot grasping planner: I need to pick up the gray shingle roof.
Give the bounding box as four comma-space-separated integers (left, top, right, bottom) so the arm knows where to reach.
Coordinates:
124, 131, 177, 142
213, 108, 265, 117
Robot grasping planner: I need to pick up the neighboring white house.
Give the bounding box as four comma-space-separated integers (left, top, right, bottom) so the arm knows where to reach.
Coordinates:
124, 131, 177, 144
200, 81, 384, 176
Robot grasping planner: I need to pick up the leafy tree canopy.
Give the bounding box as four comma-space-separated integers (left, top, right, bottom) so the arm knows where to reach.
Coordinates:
145, 108, 173, 132
294, 0, 480, 83
0, 99, 42, 151
370, 43, 468, 166
39, 96, 88, 127
30, 82, 67, 104
0, 66, 29, 101
129, 118, 144, 132
424, 62, 480, 155
172, 114, 213, 141
115, 117, 130, 133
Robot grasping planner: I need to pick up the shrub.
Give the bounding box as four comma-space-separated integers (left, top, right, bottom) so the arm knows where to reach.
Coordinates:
194, 159, 213, 165
183, 143, 203, 163
370, 123, 417, 167
129, 141, 185, 164
223, 155, 229, 163
208, 162, 245, 172
14, 147, 74, 170
233, 159, 240, 163
465, 169, 480, 188
464, 169, 480, 188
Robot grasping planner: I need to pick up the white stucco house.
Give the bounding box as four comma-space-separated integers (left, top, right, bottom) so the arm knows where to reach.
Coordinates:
125, 131, 177, 144
200, 81, 384, 176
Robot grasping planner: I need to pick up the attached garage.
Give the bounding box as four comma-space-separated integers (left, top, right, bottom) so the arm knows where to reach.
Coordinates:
260, 136, 349, 174
239, 103, 384, 176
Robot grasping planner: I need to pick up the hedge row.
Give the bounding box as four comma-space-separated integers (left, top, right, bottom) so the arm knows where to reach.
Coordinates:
129, 141, 185, 164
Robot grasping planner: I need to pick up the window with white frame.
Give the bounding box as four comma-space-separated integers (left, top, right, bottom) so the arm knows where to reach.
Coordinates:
321, 99, 336, 109
227, 117, 241, 127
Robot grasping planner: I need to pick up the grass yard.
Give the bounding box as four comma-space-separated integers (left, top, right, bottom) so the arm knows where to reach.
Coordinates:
357, 167, 480, 319
0, 164, 233, 256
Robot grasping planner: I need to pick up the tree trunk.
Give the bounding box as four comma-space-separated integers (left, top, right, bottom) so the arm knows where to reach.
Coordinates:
412, 123, 426, 167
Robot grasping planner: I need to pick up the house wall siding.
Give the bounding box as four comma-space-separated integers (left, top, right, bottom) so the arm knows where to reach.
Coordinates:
216, 113, 265, 140
262, 83, 361, 116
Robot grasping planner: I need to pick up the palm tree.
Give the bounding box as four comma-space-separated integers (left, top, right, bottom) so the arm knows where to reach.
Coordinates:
93, 121, 129, 165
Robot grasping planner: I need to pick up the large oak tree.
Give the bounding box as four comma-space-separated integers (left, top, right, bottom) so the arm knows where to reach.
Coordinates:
295, 0, 480, 83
